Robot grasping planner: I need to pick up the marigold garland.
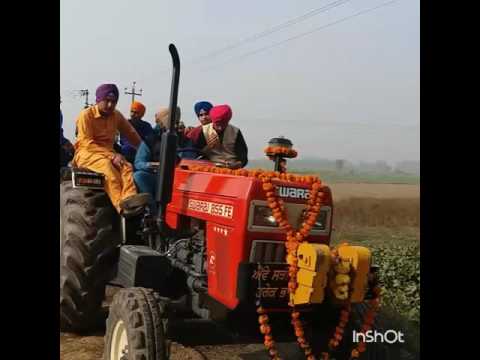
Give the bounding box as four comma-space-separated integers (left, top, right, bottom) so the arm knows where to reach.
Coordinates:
329, 245, 350, 301
264, 145, 298, 158
258, 307, 283, 360
349, 286, 382, 359
260, 172, 324, 360
185, 164, 381, 360
187, 164, 323, 359
328, 304, 351, 351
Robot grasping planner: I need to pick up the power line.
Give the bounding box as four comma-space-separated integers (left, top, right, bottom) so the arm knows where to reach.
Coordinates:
191, 0, 353, 64
199, 0, 399, 73
157, 0, 353, 75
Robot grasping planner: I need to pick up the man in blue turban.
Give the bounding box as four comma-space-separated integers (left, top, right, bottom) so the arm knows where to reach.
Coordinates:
194, 101, 213, 126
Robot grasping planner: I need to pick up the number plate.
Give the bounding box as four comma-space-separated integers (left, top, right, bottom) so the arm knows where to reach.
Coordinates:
72, 171, 105, 189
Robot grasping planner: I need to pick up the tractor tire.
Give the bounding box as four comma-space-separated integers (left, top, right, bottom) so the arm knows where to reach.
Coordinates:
104, 287, 169, 360
60, 181, 121, 332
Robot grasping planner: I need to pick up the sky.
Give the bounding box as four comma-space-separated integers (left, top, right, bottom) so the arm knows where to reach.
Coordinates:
60, 0, 419, 164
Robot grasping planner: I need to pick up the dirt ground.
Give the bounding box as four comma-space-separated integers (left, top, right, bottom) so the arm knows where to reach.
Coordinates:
60, 309, 414, 360
60, 331, 207, 360
60, 298, 307, 360
60, 182, 419, 360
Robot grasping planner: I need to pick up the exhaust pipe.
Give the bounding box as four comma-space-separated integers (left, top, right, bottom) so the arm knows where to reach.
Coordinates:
156, 44, 180, 234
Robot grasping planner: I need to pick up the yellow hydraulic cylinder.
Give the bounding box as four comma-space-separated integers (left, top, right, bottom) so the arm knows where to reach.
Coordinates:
292, 243, 331, 305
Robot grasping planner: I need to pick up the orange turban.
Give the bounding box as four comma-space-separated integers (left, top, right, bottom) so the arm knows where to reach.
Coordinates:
130, 101, 146, 117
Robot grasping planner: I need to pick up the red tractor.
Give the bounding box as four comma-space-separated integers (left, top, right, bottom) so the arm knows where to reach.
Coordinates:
60, 45, 387, 360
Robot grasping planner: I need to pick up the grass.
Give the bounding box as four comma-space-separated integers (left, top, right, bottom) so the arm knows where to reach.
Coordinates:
330, 198, 420, 358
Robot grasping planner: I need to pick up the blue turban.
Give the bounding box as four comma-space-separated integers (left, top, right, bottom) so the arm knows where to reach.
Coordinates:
194, 101, 213, 116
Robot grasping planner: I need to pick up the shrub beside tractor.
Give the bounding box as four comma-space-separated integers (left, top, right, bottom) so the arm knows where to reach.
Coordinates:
60, 45, 386, 360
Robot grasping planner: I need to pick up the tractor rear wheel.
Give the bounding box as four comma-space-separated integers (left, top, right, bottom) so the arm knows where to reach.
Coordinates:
104, 287, 169, 360
60, 181, 121, 332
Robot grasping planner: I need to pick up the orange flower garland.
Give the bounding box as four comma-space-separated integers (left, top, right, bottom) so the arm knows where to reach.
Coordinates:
325, 246, 351, 351
264, 145, 298, 158
291, 311, 316, 360
328, 304, 351, 350
185, 164, 381, 360
349, 286, 382, 359
258, 307, 282, 360
260, 172, 324, 360
187, 164, 324, 359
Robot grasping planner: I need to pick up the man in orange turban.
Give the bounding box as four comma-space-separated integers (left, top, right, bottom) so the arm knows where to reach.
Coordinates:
119, 101, 154, 163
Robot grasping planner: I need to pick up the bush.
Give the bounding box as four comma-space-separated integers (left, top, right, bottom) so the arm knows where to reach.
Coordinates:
372, 243, 420, 323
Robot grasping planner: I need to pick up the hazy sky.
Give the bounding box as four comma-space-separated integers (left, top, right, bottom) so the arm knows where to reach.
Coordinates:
60, 0, 419, 163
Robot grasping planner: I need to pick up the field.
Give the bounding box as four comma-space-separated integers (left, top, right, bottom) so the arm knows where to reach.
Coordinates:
60, 182, 420, 360
246, 161, 420, 185
329, 183, 419, 201
294, 169, 419, 185
330, 194, 420, 358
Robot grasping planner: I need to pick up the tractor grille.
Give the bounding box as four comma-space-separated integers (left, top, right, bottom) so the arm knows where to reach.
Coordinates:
249, 240, 286, 264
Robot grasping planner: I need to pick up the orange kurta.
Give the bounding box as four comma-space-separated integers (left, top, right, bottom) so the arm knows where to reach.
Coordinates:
73, 105, 142, 212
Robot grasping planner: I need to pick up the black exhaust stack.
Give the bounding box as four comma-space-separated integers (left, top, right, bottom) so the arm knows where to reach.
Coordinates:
156, 44, 180, 234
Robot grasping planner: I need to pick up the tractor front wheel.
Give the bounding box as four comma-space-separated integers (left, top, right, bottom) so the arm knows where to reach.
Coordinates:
104, 287, 170, 360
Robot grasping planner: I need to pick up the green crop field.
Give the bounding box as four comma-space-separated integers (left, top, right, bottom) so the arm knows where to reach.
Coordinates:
332, 198, 420, 358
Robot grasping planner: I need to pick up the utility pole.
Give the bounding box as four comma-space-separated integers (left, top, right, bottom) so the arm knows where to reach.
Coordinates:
78, 89, 91, 108
124, 81, 143, 103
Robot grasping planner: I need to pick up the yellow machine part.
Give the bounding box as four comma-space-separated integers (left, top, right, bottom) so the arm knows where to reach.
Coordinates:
292, 243, 331, 305
337, 245, 371, 303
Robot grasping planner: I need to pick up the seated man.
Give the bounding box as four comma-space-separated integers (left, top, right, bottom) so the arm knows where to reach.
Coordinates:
188, 104, 248, 169
194, 101, 213, 126
151, 107, 195, 159
119, 101, 153, 163
184, 101, 213, 138
133, 106, 182, 213
152, 106, 178, 132
177, 122, 198, 160
73, 83, 150, 216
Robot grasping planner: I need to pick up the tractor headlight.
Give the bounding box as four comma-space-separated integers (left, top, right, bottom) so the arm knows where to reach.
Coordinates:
251, 204, 330, 231
301, 208, 329, 231
312, 209, 329, 230
252, 206, 278, 227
